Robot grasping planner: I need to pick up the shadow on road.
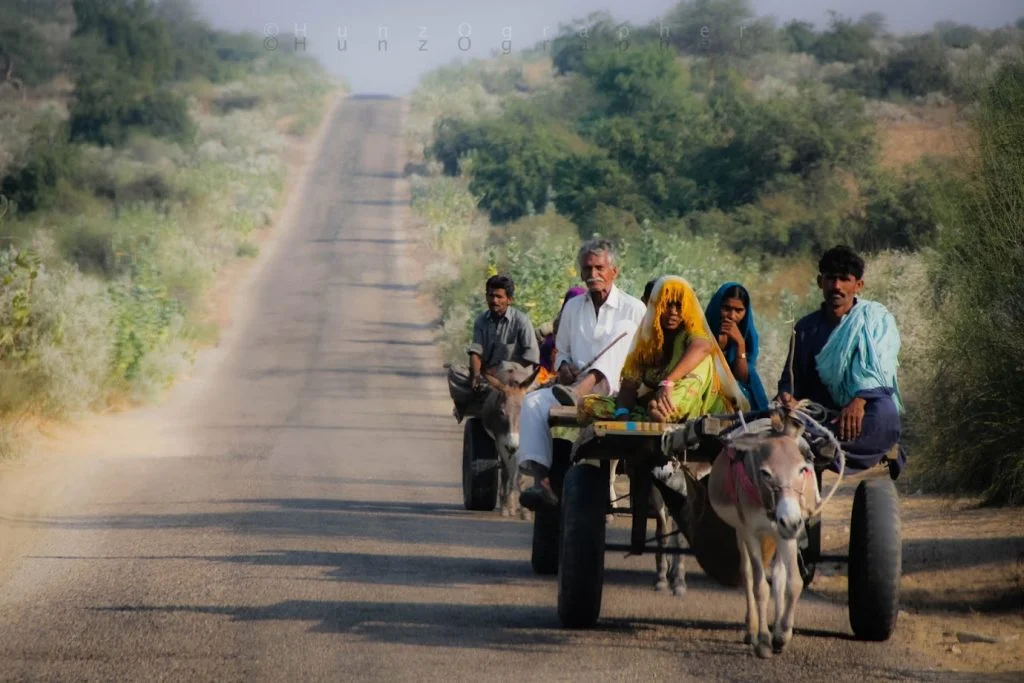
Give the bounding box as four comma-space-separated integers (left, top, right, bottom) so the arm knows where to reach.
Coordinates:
27, 498, 534, 550
90, 600, 571, 649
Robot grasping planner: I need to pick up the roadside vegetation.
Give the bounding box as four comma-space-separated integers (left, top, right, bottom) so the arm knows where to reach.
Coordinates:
405, 1, 1024, 503
0, 0, 342, 447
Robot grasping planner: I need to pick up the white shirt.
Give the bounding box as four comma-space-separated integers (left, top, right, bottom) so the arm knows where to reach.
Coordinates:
554, 284, 646, 392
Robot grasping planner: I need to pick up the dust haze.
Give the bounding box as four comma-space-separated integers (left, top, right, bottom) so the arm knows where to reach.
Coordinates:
182, 1, 1024, 94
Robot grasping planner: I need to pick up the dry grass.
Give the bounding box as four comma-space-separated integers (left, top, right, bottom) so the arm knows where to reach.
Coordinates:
877, 105, 975, 169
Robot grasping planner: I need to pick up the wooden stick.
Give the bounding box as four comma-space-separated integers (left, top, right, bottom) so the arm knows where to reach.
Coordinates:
575, 331, 629, 376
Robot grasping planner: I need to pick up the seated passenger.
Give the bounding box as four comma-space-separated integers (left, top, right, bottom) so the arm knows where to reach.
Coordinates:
776, 245, 906, 478
579, 275, 750, 424
705, 282, 770, 411
518, 239, 646, 509
447, 274, 540, 422
641, 278, 657, 306
537, 286, 587, 381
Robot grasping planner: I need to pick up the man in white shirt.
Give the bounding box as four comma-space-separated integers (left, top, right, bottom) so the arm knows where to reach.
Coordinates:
518, 239, 646, 510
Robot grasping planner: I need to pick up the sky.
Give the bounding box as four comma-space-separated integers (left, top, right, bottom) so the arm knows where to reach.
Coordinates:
192, 0, 1024, 94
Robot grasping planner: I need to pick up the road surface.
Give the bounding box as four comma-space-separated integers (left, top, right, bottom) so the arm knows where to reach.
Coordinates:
0, 96, 981, 681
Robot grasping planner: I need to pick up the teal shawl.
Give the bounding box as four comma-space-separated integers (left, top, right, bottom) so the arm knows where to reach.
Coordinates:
815, 300, 903, 413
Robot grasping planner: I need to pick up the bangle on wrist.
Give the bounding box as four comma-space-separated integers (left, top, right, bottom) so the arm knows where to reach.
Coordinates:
613, 407, 630, 418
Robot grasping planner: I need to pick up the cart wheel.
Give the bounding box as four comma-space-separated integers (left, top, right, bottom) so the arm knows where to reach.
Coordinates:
531, 439, 572, 575
462, 418, 498, 511
848, 479, 901, 641
557, 463, 607, 628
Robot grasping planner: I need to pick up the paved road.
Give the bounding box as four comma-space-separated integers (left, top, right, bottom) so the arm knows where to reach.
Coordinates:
0, 97, 979, 681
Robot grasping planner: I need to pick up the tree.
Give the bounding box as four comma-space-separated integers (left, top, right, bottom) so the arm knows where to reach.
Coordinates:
662, 0, 755, 56
0, 9, 60, 92
880, 38, 951, 97
811, 11, 878, 63
466, 119, 572, 223
576, 44, 691, 116
72, 0, 174, 85
782, 20, 816, 53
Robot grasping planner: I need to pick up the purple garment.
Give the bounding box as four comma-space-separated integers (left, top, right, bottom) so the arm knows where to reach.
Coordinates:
778, 302, 905, 476
541, 287, 587, 372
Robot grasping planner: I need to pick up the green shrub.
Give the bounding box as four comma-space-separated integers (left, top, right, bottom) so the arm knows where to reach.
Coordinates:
879, 39, 952, 97
0, 119, 80, 215
0, 8, 61, 88
855, 159, 956, 251
810, 12, 878, 64
915, 62, 1024, 505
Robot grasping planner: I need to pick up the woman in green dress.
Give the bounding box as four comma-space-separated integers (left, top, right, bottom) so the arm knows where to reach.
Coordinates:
579, 275, 750, 423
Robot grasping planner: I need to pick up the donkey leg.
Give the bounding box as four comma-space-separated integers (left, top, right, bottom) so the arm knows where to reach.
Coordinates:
668, 515, 686, 597
607, 459, 619, 524
745, 533, 773, 658
770, 537, 787, 651
516, 470, 532, 521
737, 533, 757, 647
499, 451, 515, 518
774, 538, 802, 652
654, 502, 669, 592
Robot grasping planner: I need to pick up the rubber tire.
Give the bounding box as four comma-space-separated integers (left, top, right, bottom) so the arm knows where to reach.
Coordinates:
531, 439, 573, 575
557, 463, 607, 629
848, 478, 902, 641
462, 418, 498, 511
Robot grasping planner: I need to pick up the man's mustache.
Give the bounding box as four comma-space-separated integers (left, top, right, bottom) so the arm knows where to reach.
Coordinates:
586, 277, 605, 284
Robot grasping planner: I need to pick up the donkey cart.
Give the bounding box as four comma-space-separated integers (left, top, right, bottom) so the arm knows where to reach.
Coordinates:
534, 405, 902, 643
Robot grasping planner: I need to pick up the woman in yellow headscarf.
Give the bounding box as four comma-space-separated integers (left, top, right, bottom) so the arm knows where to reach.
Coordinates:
579, 276, 750, 423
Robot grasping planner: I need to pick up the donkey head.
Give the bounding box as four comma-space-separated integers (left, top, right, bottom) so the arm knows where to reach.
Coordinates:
756, 411, 816, 540
480, 366, 542, 456
726, 410, 815, 540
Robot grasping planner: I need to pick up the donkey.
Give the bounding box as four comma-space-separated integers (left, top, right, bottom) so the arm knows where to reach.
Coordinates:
480, 366, 542, 519
708, 411, 821, 658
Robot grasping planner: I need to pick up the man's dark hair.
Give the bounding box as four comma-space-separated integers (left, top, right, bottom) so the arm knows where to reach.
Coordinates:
486, 274, 514, 298
642, 279, 657, 302
818, 245, 865, 279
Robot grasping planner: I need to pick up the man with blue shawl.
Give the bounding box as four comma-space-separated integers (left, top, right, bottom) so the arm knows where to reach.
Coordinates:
777, 246, 906, 479
706, 282, 770, 411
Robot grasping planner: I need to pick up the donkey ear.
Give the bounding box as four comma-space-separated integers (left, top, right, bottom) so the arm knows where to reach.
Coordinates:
520, 365, 541, 390
783, 412, 806, 440
770, 411, 786, 434
484, 373, 506, 391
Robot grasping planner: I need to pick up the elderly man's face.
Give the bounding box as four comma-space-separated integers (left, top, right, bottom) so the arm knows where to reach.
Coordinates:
580, 252, 618, 296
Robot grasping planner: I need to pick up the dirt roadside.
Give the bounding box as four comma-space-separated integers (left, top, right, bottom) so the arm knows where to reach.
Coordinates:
814, 469, 1024, 675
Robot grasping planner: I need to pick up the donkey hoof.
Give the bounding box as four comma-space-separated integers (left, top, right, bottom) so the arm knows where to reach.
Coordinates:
500, 507, 511, 518
743, 633, 754, 646
606, 513, 616, 525
772, 636, 787, 654
755, 642, 773, 659
671, 582, 686, 597
654, 579, 669, 593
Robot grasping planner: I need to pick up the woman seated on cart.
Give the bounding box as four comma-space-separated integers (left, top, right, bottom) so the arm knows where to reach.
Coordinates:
705, 282, 771, 411
579, 275, 750, 424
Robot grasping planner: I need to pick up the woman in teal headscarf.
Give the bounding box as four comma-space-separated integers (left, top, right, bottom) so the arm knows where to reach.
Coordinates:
705, 282, 770, 411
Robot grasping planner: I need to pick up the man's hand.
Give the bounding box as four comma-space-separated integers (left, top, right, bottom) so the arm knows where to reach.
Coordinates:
836, 397, 866, 441
470, 372, 484, 390
720, 319, 744, 347
777, 392, 796, 409
556, 363, 577, 386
